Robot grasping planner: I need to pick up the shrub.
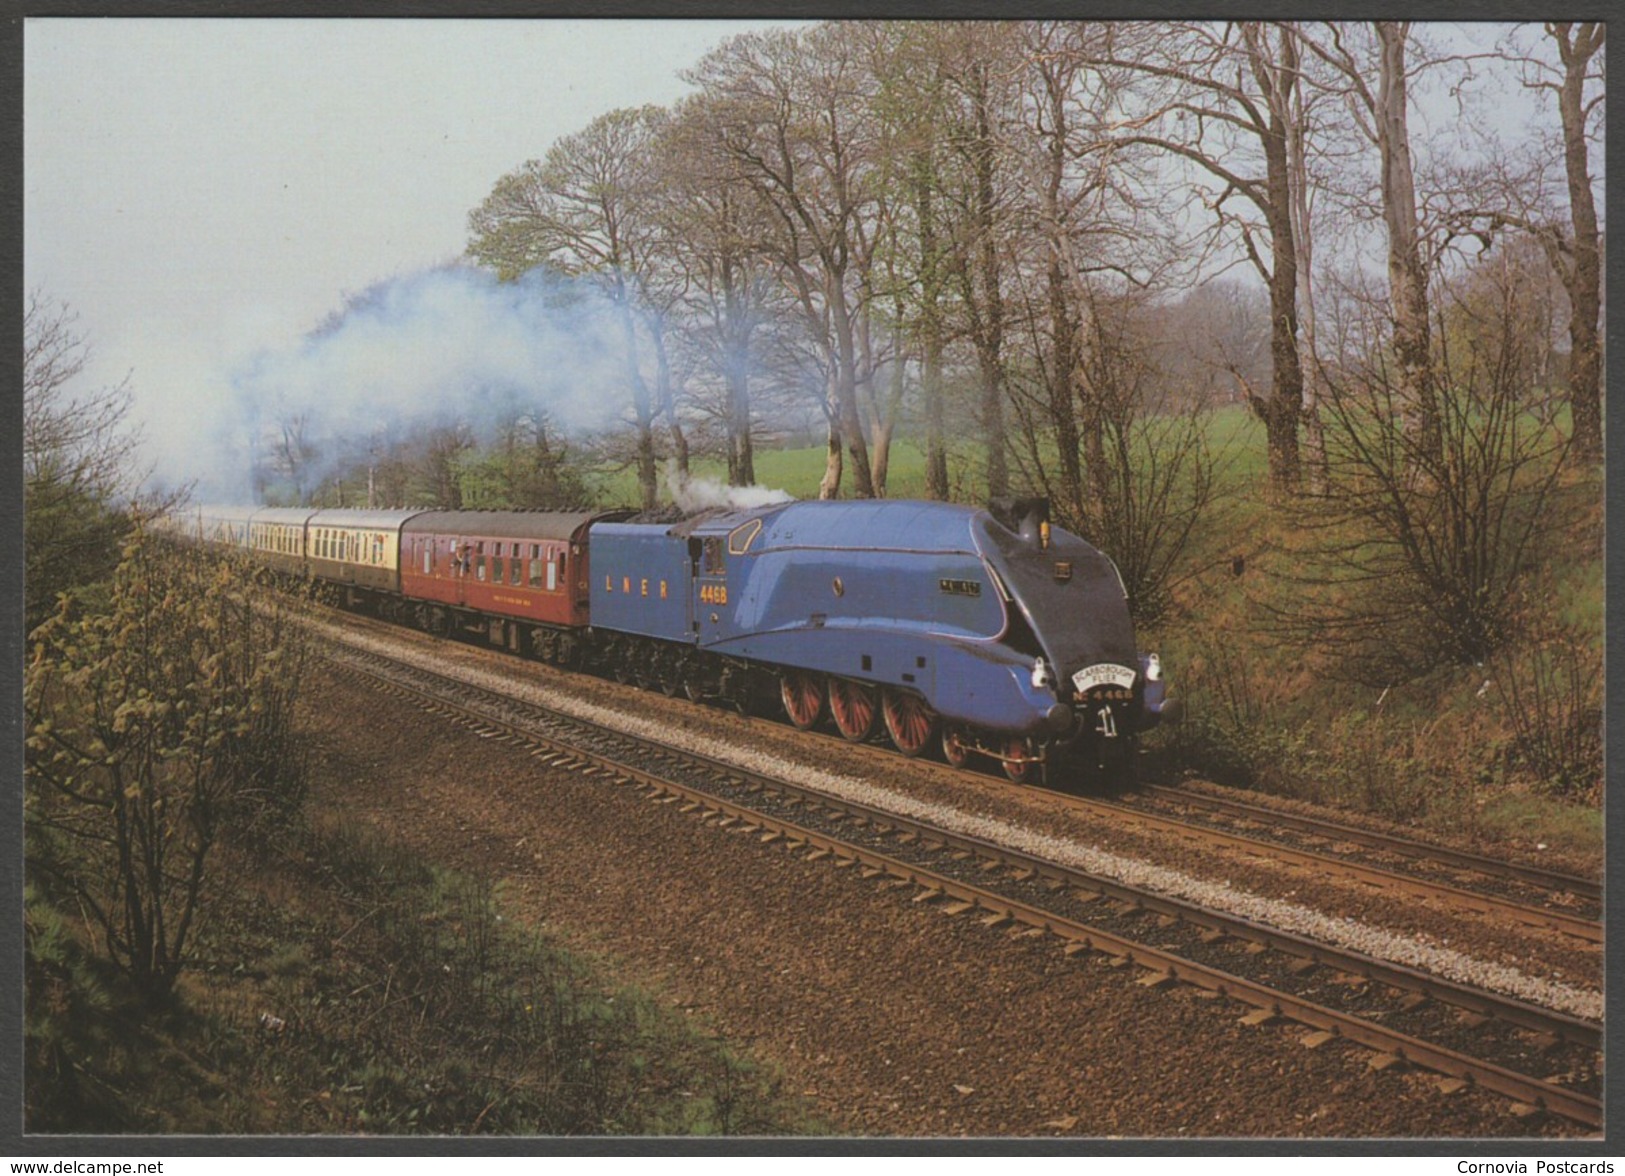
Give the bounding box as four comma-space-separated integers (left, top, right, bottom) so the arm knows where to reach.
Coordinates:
25, 521, 310, 1005
1488, 621, 1602, 800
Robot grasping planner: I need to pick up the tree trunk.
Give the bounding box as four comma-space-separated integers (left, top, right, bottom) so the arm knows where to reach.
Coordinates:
614, 283, 658, 510
830, 279, 876, 499
819, 383, 844, 500
1051, 258, 1099, 517
1375, 22, 1441, 467
1286, 42, 1328, 494
652, 325, 689, 482
964, 60, 1009, 502
915, 166, 950, 500
722, 256, 757, 487
1554, 22, 1604, 462
1259, 56, 1304, 494
1041, 79, 1086, 518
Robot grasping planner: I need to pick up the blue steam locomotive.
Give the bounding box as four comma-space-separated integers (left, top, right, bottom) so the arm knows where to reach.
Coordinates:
176, 495, 1178, 786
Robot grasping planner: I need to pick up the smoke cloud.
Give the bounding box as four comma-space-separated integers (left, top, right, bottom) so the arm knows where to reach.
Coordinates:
194, 264, 633, 502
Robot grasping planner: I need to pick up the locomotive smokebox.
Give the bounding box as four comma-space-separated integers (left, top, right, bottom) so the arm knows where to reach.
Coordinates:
989, 496, 1051, 549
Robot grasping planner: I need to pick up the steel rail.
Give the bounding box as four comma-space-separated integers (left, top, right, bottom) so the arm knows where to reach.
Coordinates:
1054, 795, 1603, 945
332, 647, 1601, 1046
1138, 785, 1601, 904
326, 646, 1603, 1128
311, 604, 1601, 937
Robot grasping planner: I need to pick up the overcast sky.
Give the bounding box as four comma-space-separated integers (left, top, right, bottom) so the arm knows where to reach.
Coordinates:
25, 18, 799, 495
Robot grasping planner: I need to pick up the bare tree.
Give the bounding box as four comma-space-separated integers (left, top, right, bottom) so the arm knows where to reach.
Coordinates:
1009, 21, 1179, 525
23, 292, 142, 629
1544, 23, 1605, 463
1092, 21, 1309, 493
865, 22, 960, 499
689, 25, 887, 499
468, 107, 680, 509
1464, 23, 1606, 462
656, 93, 785, 487
1008, 289, 1221, 626
1298, 22, 1445, 465
1268, 261, 1572, 683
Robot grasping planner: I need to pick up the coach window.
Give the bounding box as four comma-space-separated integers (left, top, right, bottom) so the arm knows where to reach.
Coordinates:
547, 550, 559, 592
510, 548, 523, 585
476, 541, 487, 582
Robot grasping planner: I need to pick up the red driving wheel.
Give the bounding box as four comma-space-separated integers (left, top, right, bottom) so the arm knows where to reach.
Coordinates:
828, 678, 878, 742
882, 690, 936, 757
780, 670, 824, 730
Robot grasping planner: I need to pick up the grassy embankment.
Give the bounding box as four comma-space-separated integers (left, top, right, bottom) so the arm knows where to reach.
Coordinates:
26, 813, 820, 1135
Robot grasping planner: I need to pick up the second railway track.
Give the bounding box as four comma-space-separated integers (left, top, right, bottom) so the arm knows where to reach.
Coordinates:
1126, 784, 1600, 911
1047, 791, 1602, 945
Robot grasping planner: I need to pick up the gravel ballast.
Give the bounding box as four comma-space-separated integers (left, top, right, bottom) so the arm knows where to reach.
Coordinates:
295, 640, 1587, 1139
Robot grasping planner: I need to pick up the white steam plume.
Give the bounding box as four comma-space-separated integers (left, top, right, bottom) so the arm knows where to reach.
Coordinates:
663, 459, 794, 513
203, 263, 634, 502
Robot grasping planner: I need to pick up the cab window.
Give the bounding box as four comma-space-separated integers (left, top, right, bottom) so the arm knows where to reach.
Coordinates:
702, 538, 725, 575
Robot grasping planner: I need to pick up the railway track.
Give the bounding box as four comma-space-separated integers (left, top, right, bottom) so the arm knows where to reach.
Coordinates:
1124, 784, 1602, 915
301, 601, 1601, 948
1049, 791, 1602, 946
744, 690, 1604, 949
318, 631, 1603, 1130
